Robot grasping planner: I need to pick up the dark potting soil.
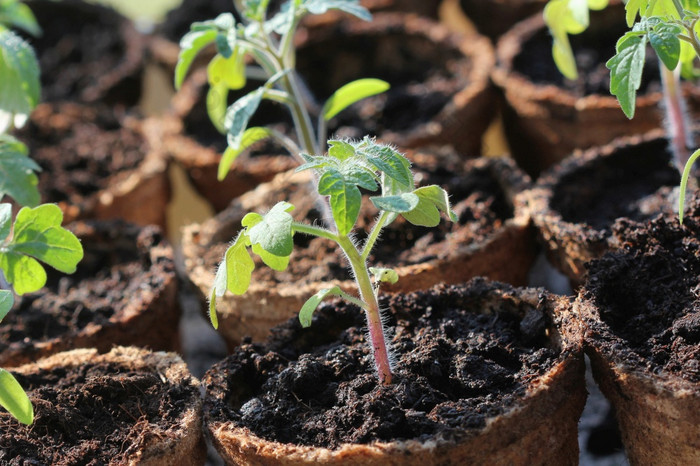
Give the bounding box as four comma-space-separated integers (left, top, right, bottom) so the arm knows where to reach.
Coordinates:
202, 155, 513, 286
0, 222, 168, 355
584, 198, 700, 383
549, 136, 681, 232
296, 25, 471, 139
25, 0, 142, 105
0, 359, 198, 464
204, 281, 562, 448
512, 9, 659, 97
17, 103, 146, 205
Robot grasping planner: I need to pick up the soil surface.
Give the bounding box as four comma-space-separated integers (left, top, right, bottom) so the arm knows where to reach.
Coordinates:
0, 221, 171, 360
549, 136, 680, 232
296, 20, 471, 140
512, 7, 659, 97
583, 198, 700, 383
25, 0, 142, 105
17, 103, 147, 205
0, 358, 199, 464
204, 280, 563, 448
202, 154, 513, 287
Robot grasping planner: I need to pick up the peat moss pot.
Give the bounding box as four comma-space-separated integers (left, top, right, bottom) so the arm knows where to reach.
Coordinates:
25, 0, 145, 106
490, 3, 694, 176
182, 152, 536, 348
203, 280, 586, 465
577, 198, 700, 464
17, 102, 171, 229
0, 347, 205, 465
526, 130, 687, 286
295, 13, 495, 155
0, 220, 180, 367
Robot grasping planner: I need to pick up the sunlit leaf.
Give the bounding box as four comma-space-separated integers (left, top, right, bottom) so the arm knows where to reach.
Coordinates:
607, 32, 647, 118
323, 78, 389, 120
0, 369, 32, 425
299, 285, 343, 327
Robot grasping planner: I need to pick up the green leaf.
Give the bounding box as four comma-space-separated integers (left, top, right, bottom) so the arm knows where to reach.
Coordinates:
0, 289, 13, 322
0, 202, 10, 242
369, 267, 398, 284
207, 51, 246, 91
244, 201, 295, 257
298, 285, 343, 327
370, 192, 419, 213
218, 127, 272, 181
303, 0, 372, 21
401, 185, 457, 227
206, 83, 228, 135
251, 243, 290, 271
208, 286, 219, 329
322, 78, 389, 120
327, 140, 355, 160
318, 168, 362, 236
0, 29, 39, 131
363, 143, 413, 190
606, 32, 648, 119
679, 148, 700, 224
220, 234, 255, 295
0, 369, 32, 425
649, 22, 682, 70
625, 0, 647, 26
225, 88, 264, 150
175, 29, 218, 89
296, 154, 333, 173
0, 135, 40, 207
0, 204, 83, 295
0, 0, 41, 36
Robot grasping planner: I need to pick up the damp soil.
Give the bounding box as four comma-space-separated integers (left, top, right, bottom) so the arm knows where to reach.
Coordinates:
202, 154, 513, 286
583, 198, 700, 383
512, 7, 660, 97
296, 23, 471, 140
0, 221, 170, 358
204, 281, 562, 448
549, 136, 681, 233
0, 359, 198, 464
17, 103, 147, 205
25, 0, 142, 105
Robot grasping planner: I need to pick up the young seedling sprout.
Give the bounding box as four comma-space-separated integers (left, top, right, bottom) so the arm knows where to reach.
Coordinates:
544, 0, 700, 221
175, 0, 390, 182
209, 137, 457, 385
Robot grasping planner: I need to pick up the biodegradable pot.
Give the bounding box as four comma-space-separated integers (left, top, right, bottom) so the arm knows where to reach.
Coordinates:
459, 0, 547, 40
203, 279, 586, 465
168, 13, 495, 210
491, 4, 684, 176
151, 0, 440, 74
0, 220, 180, 367
295, 13, 495, 154
17, 102, 171, 229
182, 152, 536, 348
525, 130, 688, 286
0, 346, 206, 465
26, 0, 145, 106
577, 199, 700, 464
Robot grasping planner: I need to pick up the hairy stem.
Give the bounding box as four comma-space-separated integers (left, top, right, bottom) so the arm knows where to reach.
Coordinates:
338, 235, 393, 385
361, 211, 390, 262
660, 63, 692, 172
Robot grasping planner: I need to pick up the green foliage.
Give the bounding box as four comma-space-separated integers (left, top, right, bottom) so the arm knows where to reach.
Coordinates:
606, 32, 647, 119
0, 29, 39, 132
175, 0, 389, 180
680, 148, 700, 224
369, 267, 398, 284
218, 127, 272, 180
299, 286, 344, 327
322, 78, 391, 120
0, 0, 40, 36
0, 368, 32, 425
0, 134, 39, 206
0, 289, 12, 321
0, 203, 83, 295
543, 0, 609, 79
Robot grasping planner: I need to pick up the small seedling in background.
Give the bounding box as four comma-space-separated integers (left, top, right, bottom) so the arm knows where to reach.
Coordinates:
209, 138, 456, 385
175, 0, 390, 183
543, 0, 700, 222
0, 0, 84, 425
